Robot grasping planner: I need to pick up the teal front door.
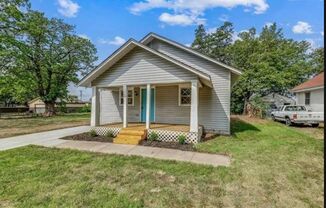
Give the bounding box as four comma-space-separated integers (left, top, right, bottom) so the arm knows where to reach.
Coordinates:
141, 88, 155, 122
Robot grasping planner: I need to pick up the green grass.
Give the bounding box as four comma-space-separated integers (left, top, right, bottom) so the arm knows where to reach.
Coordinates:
0, 116, 323, 207
0, 113, 90, 138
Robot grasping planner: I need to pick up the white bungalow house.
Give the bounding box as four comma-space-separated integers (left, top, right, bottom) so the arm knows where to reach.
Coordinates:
291, 71, 324, 112
79, 33, 242, 144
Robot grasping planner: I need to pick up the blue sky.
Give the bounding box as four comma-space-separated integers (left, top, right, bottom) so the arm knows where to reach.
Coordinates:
30, 0, 324, 101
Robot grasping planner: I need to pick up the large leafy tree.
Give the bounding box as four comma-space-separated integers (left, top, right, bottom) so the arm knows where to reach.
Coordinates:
191, 23, 323, 114
1, 0, 97, 115
192, 22, 234, 64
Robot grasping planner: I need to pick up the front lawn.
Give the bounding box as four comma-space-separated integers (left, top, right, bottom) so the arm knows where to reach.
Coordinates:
0, 113, 90, 138
0, 116, 323, 207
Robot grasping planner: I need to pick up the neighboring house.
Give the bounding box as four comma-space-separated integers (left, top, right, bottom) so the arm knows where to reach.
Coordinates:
291, 72, 324, 112
260, 93, 295, 115
28, 97, 90, 113
79, 33, 242, 143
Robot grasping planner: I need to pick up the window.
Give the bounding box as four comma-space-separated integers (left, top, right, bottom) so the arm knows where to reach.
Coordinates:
305, 92, 310, 105
179, 86, 191, 106
119, 88, 134, 106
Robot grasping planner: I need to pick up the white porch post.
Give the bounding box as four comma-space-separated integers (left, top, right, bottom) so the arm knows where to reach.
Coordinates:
146, 84, 151, 129
91, 86, 99, 126
190, 80, 198, 132
123, 85, 128, 128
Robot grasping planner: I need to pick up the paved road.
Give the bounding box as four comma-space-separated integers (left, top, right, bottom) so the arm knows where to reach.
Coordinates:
0, 126, 230, 167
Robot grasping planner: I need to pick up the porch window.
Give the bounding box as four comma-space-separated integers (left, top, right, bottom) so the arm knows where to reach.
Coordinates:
119, 88, 134, 106
179, 86, 191, 106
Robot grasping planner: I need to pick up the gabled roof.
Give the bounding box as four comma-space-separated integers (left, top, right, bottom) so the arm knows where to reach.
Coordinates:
291, 72, 324, 92
140, 32, 242, 75
78, 39, 211, 87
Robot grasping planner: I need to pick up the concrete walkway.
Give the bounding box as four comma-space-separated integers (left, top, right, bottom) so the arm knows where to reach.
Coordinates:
0, 126, 91, 151
0, 127, 230, 167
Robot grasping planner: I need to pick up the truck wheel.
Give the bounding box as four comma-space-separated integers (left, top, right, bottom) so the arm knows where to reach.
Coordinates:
311, 123, 319, 128
285, 118, 292, 126
271, 115, 276, 121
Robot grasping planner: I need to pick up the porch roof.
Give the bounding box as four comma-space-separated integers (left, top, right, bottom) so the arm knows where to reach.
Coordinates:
78, 39, 211, 87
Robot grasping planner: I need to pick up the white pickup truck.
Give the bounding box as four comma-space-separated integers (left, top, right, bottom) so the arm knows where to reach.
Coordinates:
271, 105, 324, 127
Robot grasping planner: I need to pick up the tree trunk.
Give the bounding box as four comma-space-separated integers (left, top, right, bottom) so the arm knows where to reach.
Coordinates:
243, 98, 248, 115
44, 101, 56, 117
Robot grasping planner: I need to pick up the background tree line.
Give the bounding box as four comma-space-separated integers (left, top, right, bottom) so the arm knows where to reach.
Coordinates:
0, 0, 97, 116
191, 22, 324, 114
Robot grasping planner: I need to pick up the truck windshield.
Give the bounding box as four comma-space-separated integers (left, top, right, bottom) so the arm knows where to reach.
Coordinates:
285, 106, 306, 111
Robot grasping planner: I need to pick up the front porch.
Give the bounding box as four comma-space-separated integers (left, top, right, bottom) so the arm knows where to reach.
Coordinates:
103, 122, 192, 132
90, 80, 206, 143
92, 122, 203, 144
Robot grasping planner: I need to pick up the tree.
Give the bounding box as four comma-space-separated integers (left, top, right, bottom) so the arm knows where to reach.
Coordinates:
1, 4, 97, 116
191, 22, 234, 64
310, 47, 324, 73
191, 22, 322, 114
191, 24, 207, 54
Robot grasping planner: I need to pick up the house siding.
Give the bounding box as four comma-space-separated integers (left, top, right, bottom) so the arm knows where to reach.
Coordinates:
99, 85, 191, 125
99, 88, 140, 125
156, 85, 190, 124
148, 39, 231, 133
296, 88, 324, 112
92, 47, 197, 87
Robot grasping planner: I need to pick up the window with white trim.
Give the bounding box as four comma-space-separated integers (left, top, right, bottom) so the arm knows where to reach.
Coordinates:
179, 86, 191, 106
305, 92, 310, 105
119, 88, 134, 106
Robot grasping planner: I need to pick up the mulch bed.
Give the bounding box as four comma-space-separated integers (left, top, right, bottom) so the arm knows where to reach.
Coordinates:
61, 133, 196, 151
61, 133, 114, 143
139, 140, 195, 151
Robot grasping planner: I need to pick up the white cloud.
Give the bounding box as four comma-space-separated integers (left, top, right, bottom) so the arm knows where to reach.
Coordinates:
207, 27, 217, 34
99, 36, 126, 46
129, 0, 268, 26
218, 14, 229, 22
130, 0, 268, 14
292, 21, 313, 34
305, 38, 317, 50
57, 0, 80, 17
264, 22, 273, 27
184, 43, 191, 47
159, 12, 205, 26
321, 31, 324, 36
78, 34, 90, 40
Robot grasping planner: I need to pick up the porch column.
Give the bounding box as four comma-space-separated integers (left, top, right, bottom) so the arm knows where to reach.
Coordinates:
146, 84, 151, 129
91, 86, 99, 126
123, 85, 128, 128
190, 80, 198, 132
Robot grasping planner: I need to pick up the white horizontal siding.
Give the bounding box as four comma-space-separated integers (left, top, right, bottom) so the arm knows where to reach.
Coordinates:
92, 48, 197, 87
296, 89, 324, 112
156, 85, 190, 124
99, 88, 140, 125
149, 40, 231, 133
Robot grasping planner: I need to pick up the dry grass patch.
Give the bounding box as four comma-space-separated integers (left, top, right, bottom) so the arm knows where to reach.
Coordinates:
0, 113, 90, 138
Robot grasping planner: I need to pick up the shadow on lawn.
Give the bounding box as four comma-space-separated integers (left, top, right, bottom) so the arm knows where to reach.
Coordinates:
230, 117, 260, 134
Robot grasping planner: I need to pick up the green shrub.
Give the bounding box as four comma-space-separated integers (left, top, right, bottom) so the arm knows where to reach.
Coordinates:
105, 130, 114, 138
148, 132, 158, 141
89, 129, 97, 137
79, 105, 91, 113
178, 135, 186, 144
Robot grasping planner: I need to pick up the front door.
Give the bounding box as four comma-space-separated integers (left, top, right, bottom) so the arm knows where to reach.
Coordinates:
141, 88, 155, 122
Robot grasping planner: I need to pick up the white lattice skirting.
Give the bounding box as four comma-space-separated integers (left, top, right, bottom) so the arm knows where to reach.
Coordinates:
147, 127, 202, 144
91, 127, 121, 137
